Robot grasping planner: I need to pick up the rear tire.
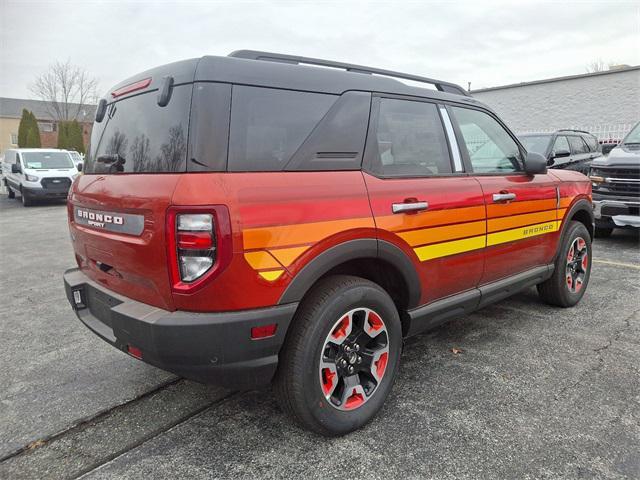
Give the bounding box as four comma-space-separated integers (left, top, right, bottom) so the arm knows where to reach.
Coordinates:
595, 226, 613, 238
274, 275, 402, 436
537, 221, 592, 307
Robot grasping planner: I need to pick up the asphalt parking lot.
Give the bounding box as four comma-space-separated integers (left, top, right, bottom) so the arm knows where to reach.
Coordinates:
0, 197, 638, 480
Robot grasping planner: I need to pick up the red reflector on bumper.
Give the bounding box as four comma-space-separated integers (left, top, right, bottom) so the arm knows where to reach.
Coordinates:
251, 324, 277, 339
127, 345, 143, 359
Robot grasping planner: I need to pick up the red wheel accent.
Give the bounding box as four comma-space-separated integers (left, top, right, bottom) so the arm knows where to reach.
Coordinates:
566, 275, 573, 289
331, 315, 350, 341
577, 238, 586, 250
581, 253, 588, 270
344, 390, 364, 410
367, 311, 384, 332
321, 368, 336, 396
567, 246, 574, 262
375, 352, 388, 379
575, 278, 583, 292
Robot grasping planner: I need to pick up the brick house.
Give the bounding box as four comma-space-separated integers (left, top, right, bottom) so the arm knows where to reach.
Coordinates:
0, 97, 96, 154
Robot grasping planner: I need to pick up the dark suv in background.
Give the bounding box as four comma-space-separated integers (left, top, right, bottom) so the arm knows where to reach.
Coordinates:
519, 129, 602, 174
589, 122, 640, 237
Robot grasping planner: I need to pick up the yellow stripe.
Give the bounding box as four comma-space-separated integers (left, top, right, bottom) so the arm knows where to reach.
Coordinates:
258, 270, 285, 281
268, 246, 310, 267
398, 220, 486, 247
414, 235, 486, 262
487, 220, 560, 247
244, 251, 282, 270
488, 210, 556, 233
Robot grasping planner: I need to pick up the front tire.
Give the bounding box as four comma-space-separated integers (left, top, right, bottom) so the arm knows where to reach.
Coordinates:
537, 221, 592, 307
21, 190, 33, 207
274, 275, 402, 436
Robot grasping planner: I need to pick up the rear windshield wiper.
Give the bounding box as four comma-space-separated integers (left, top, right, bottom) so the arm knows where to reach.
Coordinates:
622, 142, 640, 146
97, 153, 126, 172
97, 154, 126, 164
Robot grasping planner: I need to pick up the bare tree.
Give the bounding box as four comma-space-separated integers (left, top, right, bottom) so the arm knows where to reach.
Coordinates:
30, 60, 99, 121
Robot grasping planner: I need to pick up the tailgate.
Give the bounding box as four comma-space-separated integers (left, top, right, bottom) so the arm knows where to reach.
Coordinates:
69, 174, 181, 310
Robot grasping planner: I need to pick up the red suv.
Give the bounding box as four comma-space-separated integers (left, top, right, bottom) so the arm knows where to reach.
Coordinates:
63, 51, 594, 435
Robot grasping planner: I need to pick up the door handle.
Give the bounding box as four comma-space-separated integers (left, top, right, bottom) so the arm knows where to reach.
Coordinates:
492, 192, 516, 203
392, 201, 429, 214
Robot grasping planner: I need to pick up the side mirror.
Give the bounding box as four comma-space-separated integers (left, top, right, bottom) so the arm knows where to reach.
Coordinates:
553, 149, 571, 159
524, 152, 547, 175
77, 162, 83, 172
11, 164, 21, 174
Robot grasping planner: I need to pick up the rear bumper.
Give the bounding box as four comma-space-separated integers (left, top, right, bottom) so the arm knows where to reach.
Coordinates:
63, 268, 297, 389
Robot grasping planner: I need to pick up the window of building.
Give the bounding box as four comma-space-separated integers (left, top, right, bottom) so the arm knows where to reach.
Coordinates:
10, 133, 18, 145
38, 122, 54, 132
371, 98, 452, 176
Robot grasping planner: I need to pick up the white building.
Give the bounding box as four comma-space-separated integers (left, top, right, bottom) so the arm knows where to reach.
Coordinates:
472, 66, 640, 142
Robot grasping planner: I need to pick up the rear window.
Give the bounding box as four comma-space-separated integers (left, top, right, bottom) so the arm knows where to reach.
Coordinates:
22, 151, 74, 169
228, 86, 336, 171
84, 85, 192, 174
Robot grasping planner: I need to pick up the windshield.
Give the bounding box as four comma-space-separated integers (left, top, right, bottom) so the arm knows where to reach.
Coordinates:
622, 123, 640, 145
22, 151, 74, 169
520, 135, 551, 154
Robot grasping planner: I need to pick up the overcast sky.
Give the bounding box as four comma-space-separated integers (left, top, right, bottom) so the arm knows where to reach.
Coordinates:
1, 0, 638, 100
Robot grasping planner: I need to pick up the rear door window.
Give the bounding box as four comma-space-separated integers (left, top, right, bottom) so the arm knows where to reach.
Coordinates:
583, 135, 599, 152
228, 86, 336, 172
371, 98, 452, 176
568, 136, 589, 155
85, 84, 192, 174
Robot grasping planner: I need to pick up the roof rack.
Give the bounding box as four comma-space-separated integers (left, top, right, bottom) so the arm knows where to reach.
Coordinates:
557, 129, 591, 134
229, 50, 470, 97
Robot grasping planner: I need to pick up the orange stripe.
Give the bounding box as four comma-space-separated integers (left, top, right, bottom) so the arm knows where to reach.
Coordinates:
488, 209, 557, 233
398, 220, 486, 247
559, 197, 573, 208
243, 217, 374, 249
558, 208, 568, 220
487, 198, 557, 218
376, 205, 485, 232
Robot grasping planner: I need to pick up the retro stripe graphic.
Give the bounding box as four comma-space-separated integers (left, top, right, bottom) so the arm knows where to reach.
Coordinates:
243, 197, 573, 281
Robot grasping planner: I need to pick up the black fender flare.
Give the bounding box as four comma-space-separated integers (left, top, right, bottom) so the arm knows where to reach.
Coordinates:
556, 198, 594, 258
278, 238, 421, 308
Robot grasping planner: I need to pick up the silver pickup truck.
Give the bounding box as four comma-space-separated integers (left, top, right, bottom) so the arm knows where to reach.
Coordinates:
589, 122, 640, 237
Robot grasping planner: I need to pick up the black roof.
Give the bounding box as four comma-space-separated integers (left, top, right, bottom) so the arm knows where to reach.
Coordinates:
105, 51, 485, 109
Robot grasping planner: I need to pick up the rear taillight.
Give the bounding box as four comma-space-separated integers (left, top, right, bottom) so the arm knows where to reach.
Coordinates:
176, 213, 215, 282
166, 206, 232, 294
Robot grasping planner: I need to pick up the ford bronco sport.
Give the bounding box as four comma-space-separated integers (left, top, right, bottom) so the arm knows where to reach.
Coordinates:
63, 51, 594, 436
